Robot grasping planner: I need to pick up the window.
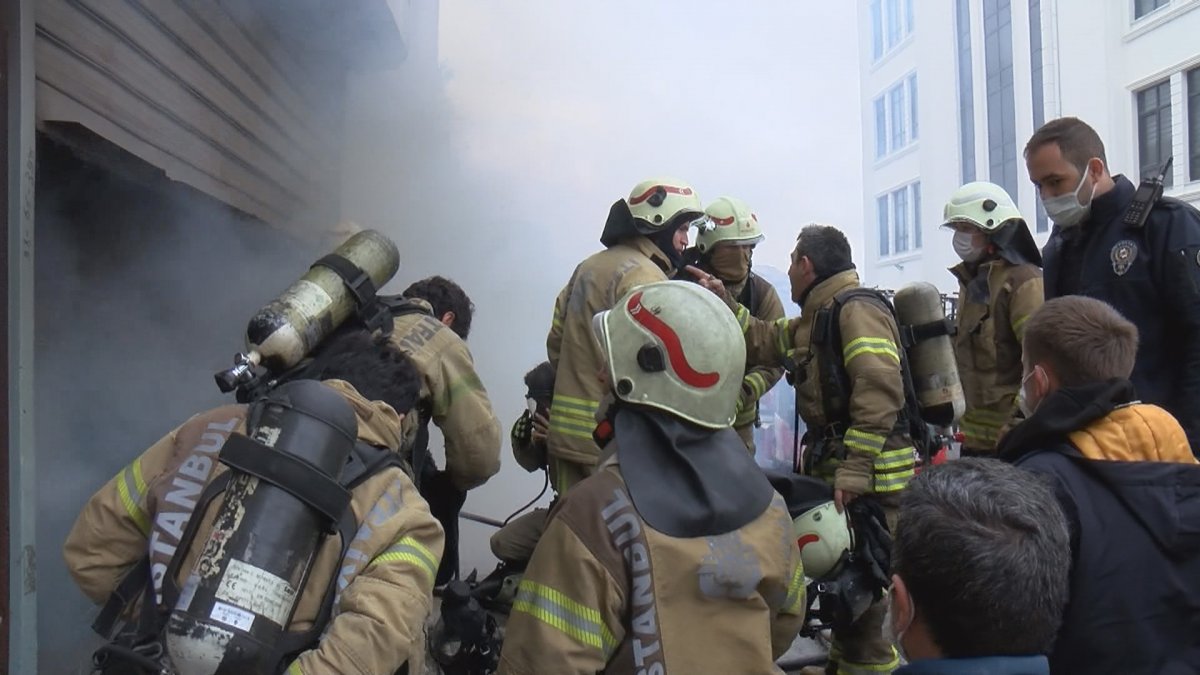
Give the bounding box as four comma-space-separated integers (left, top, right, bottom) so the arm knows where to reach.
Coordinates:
1189, 68, 1200, 181
1137, 80, 1173, 187
955, 0, 976, 183
877, 182, 922, 258
984, 0, 1019, 201
877, 195, 890, 256
1135, 0, 1170, 20
1029, 0, 1048, 232
871, 0, 915, 63
873, 74, 919, 159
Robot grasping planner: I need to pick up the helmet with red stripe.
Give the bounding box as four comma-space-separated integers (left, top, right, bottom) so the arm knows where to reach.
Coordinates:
626, 177, 704, 234
696, 196, 764, 254
591, 280, 744, 429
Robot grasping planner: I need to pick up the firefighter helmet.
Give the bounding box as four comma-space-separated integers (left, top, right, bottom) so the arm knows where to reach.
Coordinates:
626, 177, 704, 233
793, 500, 854, 579
696, 196, 765, 253
943, 181, 1025, 232
592, 281, 744, 429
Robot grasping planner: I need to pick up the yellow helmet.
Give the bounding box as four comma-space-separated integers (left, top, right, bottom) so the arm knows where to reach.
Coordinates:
592, 281, 745, 429
943, 182, 1025, 232
697, 196, 765, 253
626, 177, 704, 233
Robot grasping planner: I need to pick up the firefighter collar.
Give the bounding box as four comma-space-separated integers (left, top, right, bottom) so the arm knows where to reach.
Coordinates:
615, 407, 775, 538
801, 269, 860, 316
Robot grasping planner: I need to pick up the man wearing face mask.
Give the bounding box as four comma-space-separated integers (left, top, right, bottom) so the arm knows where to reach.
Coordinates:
545, 177, 704, 493
1026, 116, 1200, 454
678, 196, 786, 452
886, 458, 1071, 675
997, 296, 1200, 674
943, 182, 1043, 455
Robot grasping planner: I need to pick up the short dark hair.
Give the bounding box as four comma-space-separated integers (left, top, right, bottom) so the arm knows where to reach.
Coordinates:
894, 458, 1070, 658
403, 276, 475, 340
1023, 296, 1138, 386
310, 328, 422, 415
1024, 117, 1108, 174
794, 224, 854, 278
524, 361, 556, 405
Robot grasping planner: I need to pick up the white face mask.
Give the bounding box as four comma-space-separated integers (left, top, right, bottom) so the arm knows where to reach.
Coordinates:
952, 230, 986, 263
1018, 368, 1038, 417
1040, 168, 1096, 228
882, 593, 909, 664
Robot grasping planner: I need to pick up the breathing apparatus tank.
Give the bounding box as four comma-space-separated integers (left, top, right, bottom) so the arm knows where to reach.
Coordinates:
892, 282, 966, 427
215, 228, 400, 397
164, 379, 358, 675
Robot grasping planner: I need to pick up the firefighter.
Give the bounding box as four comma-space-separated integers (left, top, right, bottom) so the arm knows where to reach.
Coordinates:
682, 196, 786, 452
395, 276, 502, 584
545, 177, 704, 493
489, 361, 555, 566
943, 182, 1044, 455
64, 329, 444, 674
693, 224, 910, 675
498, 281, 806, 674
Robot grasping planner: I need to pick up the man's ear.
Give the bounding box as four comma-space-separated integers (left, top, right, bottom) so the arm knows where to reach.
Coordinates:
439, 311, 455, 328
891, 574, 914, 634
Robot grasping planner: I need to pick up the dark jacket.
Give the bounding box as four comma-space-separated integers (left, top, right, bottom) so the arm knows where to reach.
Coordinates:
997, 380, 1200, 675
1041, 175, 1200, 452
896, 656, 1048, 675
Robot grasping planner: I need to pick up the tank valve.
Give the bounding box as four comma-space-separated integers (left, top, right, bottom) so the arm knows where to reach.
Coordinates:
215, 351, 262, 393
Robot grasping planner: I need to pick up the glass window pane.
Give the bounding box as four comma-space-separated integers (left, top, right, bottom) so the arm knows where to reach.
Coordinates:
912, 182, 922, 249
871, 0, 884, 60
893, 187, 910, 253
956, 0, 976, 183
890, 84, 906, 150
1189, 68, 1200, 181
908, 74, 919, 141
875, 97, 888, 158
878, 195, 890, 257
904, 0, 915, 35
886, 0, 902, 48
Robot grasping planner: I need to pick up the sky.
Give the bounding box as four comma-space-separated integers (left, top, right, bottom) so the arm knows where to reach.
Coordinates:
343, 1, 865, 573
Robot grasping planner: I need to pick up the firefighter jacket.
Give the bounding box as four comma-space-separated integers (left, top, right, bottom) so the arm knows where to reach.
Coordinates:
496, 456, 806, 675
997, 379, 1200, 674
730, 273, 787, 437
391, 305, 502, 491
1043, 175, 1200, 453
735, 269, 915, 495
545, 236, 673, 466
950, 259, 1043, 452
63, 380, 445, 675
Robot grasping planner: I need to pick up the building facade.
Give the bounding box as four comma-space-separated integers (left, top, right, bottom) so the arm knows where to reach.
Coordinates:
858, 0, 1200, 291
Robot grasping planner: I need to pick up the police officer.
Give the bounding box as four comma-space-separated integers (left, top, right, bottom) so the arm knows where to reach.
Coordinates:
693, 224, 910, 674
1026, 116, 1200, 454
65, 330, 444, 674
499, 281, 805, 674
546, 177, 704, 493
681, 196, 786, 452
943, 182, 1043, 455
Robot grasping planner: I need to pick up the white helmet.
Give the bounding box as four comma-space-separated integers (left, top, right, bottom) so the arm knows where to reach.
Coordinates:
943, 181, 1025, 232
626, 177, 705, 233
697, 196, 765, 253
793, 501, 853, 579
592, 281, 745, 429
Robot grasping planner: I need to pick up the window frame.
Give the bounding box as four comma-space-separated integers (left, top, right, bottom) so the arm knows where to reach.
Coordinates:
1133, 0, 1171, 21
871, 0, 915, 63
876, 181, 923, 259
873, 72, 919, 161
1188, 67, 1200, 182
1136, 79, 1174, 187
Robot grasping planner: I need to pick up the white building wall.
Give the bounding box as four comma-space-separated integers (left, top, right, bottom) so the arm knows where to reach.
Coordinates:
859, 0, 1200, 292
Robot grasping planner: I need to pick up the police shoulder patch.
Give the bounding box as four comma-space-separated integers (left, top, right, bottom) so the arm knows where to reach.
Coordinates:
1111, 240, 1138, 276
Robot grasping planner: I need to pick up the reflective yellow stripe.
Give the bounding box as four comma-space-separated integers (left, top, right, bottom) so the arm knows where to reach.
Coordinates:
874, 448, 915, 471
552, 395, 599, 413
287, 662, 303, 675
775, 318, 791, 355
836, 649, 900, 674
842, 336, 900, 365
735, 305, 751, 332
783, 560, 806, 614
874, 470, 913, 493
550, 416, 596, 435
371, 536, 440, 582
512, 580, 616, 656
116, 461, 150, 537
744, 372, 769, 401
551, 315, 563, 329
1012, 313, 1030, 337
844, 428, 887, 456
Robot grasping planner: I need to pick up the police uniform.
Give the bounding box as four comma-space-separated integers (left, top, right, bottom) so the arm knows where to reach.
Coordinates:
1043, 175, 1200, 454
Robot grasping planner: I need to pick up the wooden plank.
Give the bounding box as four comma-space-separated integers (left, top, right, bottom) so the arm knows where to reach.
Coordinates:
36, 0, 318, 207
136, 0, 335, 160
77, 0, 326, 181
34, 39, 299, 226
177, 0, 339, 137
